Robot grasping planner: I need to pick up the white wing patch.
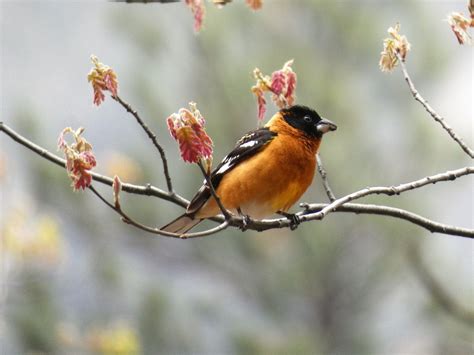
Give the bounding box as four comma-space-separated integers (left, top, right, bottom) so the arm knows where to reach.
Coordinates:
215, 140, 259, 175
239, 140, 259, 148
216, 157, 235, 175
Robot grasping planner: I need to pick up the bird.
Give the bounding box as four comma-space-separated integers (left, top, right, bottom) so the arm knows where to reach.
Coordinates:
161, 105, 337, 234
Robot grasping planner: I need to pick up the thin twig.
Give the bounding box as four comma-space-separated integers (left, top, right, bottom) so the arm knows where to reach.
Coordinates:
113, 95, 174, 192
197, 160, 232, 219
300, 166, 474, 225
396, 53, 474, 158
407, 243, 474, 326
316, 153, 336, 202
123, 214, 229, 239
0, 121, 186, 206
89, 185, 229, 239
2, 122, 473, 238
235, 204, 474, 239
297, 202, 474, 238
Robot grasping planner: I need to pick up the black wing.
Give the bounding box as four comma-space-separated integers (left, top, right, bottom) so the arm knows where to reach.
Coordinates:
186, 127, 277, 215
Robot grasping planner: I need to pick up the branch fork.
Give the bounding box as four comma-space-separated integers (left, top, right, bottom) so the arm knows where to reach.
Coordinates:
2, 43, 474, 239
395, 52, 474, 159
2, 121, 473, 239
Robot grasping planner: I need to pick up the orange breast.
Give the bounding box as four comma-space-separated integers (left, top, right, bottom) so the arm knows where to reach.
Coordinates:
196, 130, 321, 219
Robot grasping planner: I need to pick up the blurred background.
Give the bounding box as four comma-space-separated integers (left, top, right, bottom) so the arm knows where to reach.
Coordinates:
1, 0, 473, 354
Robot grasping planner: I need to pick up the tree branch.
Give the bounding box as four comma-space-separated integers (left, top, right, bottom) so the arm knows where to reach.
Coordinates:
197, 160, 232, 220
89, 185, 229, 239
316, 153, 336, 202
299, 203, 474, 238
0, 121, 186, 206
301, 166, 474, 222
113, 95, 174, 193
2, 122, 473, 238
396, 53, 474, 158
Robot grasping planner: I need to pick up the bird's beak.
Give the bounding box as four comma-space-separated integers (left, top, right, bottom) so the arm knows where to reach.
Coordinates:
316, 118, 337, 134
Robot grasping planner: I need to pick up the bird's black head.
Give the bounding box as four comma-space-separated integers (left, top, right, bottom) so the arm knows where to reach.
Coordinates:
280, 105, 337, 138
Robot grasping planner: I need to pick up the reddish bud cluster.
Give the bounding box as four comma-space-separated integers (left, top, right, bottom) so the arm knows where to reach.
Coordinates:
251, 59, 297, 121
446, 12, 472, 45
167, 102, 213, 164
87, 55, 119, 106
246, 0, 263, 11
57, 127, 97, 191
185, 0, 206, 32
379, 23, 411, 72
186, 0, 262, 32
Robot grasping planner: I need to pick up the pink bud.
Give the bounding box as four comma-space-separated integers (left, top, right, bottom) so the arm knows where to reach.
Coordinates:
167, 103, 214, 164
270, 71, 286, 95
112, 175, 122, 208
246, 0, 263, 10
185, 0, 206, 32
285, 71, 297, 106
57, 127, 97, 191
87, 55, 119, 106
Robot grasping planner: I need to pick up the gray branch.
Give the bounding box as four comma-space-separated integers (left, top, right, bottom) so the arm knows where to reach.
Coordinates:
2, 121, 472, 239
89, 185, 229, 239
113, 95, 174, 193
396, 53, 474, 158
316, 153, 336, 202
300, 166, 474, 223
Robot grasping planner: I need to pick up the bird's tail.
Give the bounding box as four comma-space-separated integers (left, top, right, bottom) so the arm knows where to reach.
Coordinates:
160, 214, 203, 234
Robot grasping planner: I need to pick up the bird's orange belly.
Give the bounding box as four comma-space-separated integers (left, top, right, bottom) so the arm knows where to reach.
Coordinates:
196, 140, 316, 219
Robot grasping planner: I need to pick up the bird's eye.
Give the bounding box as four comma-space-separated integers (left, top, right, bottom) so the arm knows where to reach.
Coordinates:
303, 115, 312, 123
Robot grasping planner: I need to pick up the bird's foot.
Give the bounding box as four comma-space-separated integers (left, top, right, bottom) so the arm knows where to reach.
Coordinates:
237, 208, 251, 231
278, 211, 301, 230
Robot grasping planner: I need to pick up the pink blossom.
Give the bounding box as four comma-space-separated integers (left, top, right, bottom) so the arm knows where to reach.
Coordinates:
87, 55, 119, 106
251, 59, 297, 120
446, 12, 472, 45
70, 152, 96, 190
252, 87, 267, 122
112, 175, 122, 208
185, 0, 206, 32
57, 127, 97, 191
246, 0, 263, 10
379, 23, 411, 72
270, 71, 286, 96
167, 103, 213, 164
103, 69, 118, 97
285, 70, 297, 106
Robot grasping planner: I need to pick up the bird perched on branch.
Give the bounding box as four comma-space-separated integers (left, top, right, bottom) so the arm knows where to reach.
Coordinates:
161, 105, 337, 234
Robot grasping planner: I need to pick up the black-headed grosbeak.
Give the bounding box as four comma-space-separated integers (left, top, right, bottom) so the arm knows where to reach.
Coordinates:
162, 105, 337, 233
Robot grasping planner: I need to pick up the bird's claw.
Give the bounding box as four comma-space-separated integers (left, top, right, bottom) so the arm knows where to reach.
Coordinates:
278, 211, 301, 230
237, 207, 251, 231
240, 214, 251, 231
288, 214, 301, 230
